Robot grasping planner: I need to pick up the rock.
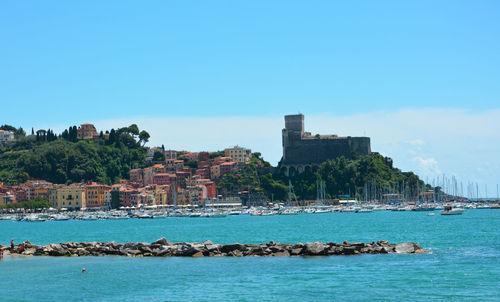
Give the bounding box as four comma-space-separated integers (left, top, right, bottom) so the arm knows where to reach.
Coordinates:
413, 243, 426, 254
126, 249, 142, 256
377, 240, 389, 246
304, 242, 325, 255
342, 246, 356, 255
229, 250, 244, 257
269, 246, 285, 253
139, 246, 153, 253
23, 248, 36, 256
205, 244, 221, 252
221, 243, 246, 253
395, 243, 415, 254
10, 240, 424, 258
152, 238, 168, 245
272, 250, 290, 257
175, 245, 201, 256
350, 242, 365, 248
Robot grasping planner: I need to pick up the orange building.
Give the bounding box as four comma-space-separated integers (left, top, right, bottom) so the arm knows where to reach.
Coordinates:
85, 181, 111, 208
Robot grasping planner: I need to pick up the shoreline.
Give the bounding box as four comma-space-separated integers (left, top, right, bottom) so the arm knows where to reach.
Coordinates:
1, 239, 426, 258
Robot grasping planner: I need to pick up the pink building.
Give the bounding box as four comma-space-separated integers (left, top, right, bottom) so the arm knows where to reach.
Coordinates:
220, 161, 237, 176
153, 173, 177, 186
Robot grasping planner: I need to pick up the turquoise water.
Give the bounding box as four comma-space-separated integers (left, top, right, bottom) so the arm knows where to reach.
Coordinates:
1, 210, 499, 301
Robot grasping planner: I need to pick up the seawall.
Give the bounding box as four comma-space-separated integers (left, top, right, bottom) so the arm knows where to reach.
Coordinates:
2, 239, 425, 257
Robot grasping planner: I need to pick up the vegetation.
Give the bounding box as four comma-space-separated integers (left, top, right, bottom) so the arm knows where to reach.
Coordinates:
0, 199, 51, 209
216, 153, 428, 202
0, 124, 149, 185
1, 122, 429, 202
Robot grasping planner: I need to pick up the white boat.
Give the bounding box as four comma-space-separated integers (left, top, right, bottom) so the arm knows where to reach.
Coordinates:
357, 208, 373, 213
440, 205, 464, 215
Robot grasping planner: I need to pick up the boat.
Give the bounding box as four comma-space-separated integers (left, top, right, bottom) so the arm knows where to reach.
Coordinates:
356, 208, 373, 213
440, 205, 464, 215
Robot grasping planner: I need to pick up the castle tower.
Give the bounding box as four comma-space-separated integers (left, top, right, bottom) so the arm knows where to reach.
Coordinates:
282, 114, 304, 162
281, 114, 371, 174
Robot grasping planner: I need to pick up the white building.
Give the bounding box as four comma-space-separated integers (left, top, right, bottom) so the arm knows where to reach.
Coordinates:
224, 146, 252, 164
0, 130, 14, 146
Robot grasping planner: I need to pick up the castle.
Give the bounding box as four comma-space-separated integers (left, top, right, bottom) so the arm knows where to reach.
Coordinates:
280, 114, 371, 174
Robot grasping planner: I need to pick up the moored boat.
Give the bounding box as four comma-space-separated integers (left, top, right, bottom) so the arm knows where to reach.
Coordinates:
440, 204, 464, 215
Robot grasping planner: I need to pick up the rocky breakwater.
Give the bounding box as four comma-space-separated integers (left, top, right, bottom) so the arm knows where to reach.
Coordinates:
1, 239, 426, 258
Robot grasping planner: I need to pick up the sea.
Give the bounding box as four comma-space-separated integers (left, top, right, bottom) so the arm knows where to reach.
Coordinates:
0, 210, 499, 301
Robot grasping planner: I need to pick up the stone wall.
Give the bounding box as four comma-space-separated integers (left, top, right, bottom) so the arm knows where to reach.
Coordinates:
281, 114, 371, 171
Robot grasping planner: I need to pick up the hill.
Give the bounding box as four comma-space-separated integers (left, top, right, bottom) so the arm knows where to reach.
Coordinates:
0, 124, 148, 185
216, 153, 430, 202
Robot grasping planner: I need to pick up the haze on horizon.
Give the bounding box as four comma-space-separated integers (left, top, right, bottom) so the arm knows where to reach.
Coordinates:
1, 1, 499, 197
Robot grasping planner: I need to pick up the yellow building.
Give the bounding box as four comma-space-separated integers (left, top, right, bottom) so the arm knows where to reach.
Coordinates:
56, 186, 86, 209
224, 146, 252, 164
85, 182, 111, 208
154, 185, 170, 206
210, 165, 220, 179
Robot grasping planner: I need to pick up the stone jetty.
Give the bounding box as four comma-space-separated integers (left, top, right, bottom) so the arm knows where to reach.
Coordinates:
1, 239, 425, 258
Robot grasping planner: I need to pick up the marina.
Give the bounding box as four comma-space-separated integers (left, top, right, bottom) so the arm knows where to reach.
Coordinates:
1, 201, 498, 222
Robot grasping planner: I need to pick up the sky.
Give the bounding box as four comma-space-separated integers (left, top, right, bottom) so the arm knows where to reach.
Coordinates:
1, 1, 499, 197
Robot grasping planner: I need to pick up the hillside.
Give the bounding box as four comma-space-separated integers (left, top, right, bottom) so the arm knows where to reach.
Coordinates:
216, 153, 430, 202
1, 124, 430, 201
0, 125, 148, 185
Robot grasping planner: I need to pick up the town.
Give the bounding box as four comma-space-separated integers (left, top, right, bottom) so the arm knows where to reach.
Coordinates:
1, 123, 255, 210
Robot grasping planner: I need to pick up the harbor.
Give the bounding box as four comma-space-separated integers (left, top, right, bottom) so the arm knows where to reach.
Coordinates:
1, 200, 498, 221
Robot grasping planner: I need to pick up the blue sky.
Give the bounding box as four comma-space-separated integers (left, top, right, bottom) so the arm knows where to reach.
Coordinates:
1, 1, 499, 196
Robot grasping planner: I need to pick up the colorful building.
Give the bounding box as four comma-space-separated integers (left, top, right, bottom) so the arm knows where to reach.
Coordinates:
85, 181, 111, 208
56, 185, 86, 209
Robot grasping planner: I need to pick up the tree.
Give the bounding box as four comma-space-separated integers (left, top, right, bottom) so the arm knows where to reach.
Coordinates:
153, 150, 165, 162
139, 130, 150, 146
128, 124, 139, 136
0, 125, 16, 132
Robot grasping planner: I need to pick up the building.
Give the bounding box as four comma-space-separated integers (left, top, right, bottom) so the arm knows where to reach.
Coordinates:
85, 181, 111, 208
220, 161, 237, 176
143, 167, 154, 186
153, 173, 176, 186
77, 124, 98, 140
164, 150, 177, 160
0, 130, 15, 146
56, 185, 86, 209
281, 114, 371, 174
225, 146, 252, 164
198, 151, 210, 162
195, 168, 210, 179
152, 164, 166, 174
129, 169, 144, 185
210, 165, 221, 179
195, 179, 217, 199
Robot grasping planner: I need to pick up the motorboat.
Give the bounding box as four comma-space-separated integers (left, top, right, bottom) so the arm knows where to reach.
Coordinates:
440, 205, 464, 215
